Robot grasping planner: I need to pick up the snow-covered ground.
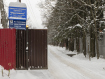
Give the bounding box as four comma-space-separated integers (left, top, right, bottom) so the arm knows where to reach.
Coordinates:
0, 45, 105, 79
0, 11, 3, 28
0, 25, 3, 28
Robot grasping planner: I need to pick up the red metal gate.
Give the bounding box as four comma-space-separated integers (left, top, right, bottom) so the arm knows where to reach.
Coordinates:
0, 29, 16, 70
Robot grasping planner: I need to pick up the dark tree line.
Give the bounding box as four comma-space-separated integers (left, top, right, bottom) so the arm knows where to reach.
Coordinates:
40, 0, 105, 59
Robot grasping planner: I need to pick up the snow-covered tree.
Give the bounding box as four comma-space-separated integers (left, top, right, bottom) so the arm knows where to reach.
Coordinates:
41, 0, 105, 59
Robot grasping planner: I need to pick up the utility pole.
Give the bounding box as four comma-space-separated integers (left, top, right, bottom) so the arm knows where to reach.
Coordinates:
19, 0, 21, 2
0, 0, 2, 25
0, 0, 3, 27
0, 0, 8, 28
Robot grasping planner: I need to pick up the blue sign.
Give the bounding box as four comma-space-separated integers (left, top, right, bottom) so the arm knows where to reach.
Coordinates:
9, 6, 27, 20
9, 20, 26, 30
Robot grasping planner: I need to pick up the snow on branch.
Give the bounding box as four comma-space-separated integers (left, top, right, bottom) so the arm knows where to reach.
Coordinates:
76, 14, 90, 25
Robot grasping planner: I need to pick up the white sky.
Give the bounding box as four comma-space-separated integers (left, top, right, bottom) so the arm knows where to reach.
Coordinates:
3, 0, 45, 29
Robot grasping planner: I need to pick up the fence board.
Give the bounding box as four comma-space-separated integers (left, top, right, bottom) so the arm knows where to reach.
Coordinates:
0, 29, 16, 70
16, 30, 27, 70
28, 29, 48, 69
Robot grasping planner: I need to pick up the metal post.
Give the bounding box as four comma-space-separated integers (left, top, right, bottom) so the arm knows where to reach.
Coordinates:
26, 27, 28, 69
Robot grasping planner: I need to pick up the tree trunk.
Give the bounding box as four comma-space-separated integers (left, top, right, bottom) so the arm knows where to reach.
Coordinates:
76, 37, 80, 53
92, 32, 95, 57
68, 39, 71, 51
71, 38, 74, 51
94, 8, 99, 59
66, 39, 68, 50
83, 33, 86, 57
90, 26, 96, 57
90, 0, 99, 59
69, 37, 74, 51
90, 26, 92, 57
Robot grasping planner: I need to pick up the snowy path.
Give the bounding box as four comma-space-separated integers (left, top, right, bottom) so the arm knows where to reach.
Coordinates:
48, 46, 105, 79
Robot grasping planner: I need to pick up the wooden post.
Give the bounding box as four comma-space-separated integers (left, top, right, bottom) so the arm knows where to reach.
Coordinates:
19, 0, 21, 2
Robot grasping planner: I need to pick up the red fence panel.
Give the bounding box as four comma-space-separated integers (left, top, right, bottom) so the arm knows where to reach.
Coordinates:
0, 29, 16, 70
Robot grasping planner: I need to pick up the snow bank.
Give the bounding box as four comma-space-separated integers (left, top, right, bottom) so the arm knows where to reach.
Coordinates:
0, 24, 3, 29
0, 66, 39, 79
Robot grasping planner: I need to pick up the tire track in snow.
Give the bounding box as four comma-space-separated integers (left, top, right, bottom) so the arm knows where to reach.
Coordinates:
49, 48, 105, 79
48, 50, 89, 79
48, 50, 71, 79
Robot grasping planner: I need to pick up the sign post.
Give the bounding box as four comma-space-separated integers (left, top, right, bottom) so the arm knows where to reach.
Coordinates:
8, 1, 27, 30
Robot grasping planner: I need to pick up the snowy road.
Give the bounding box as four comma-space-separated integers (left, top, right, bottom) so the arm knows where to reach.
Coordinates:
48, 46, 105, 79
0, 45, 105, 79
